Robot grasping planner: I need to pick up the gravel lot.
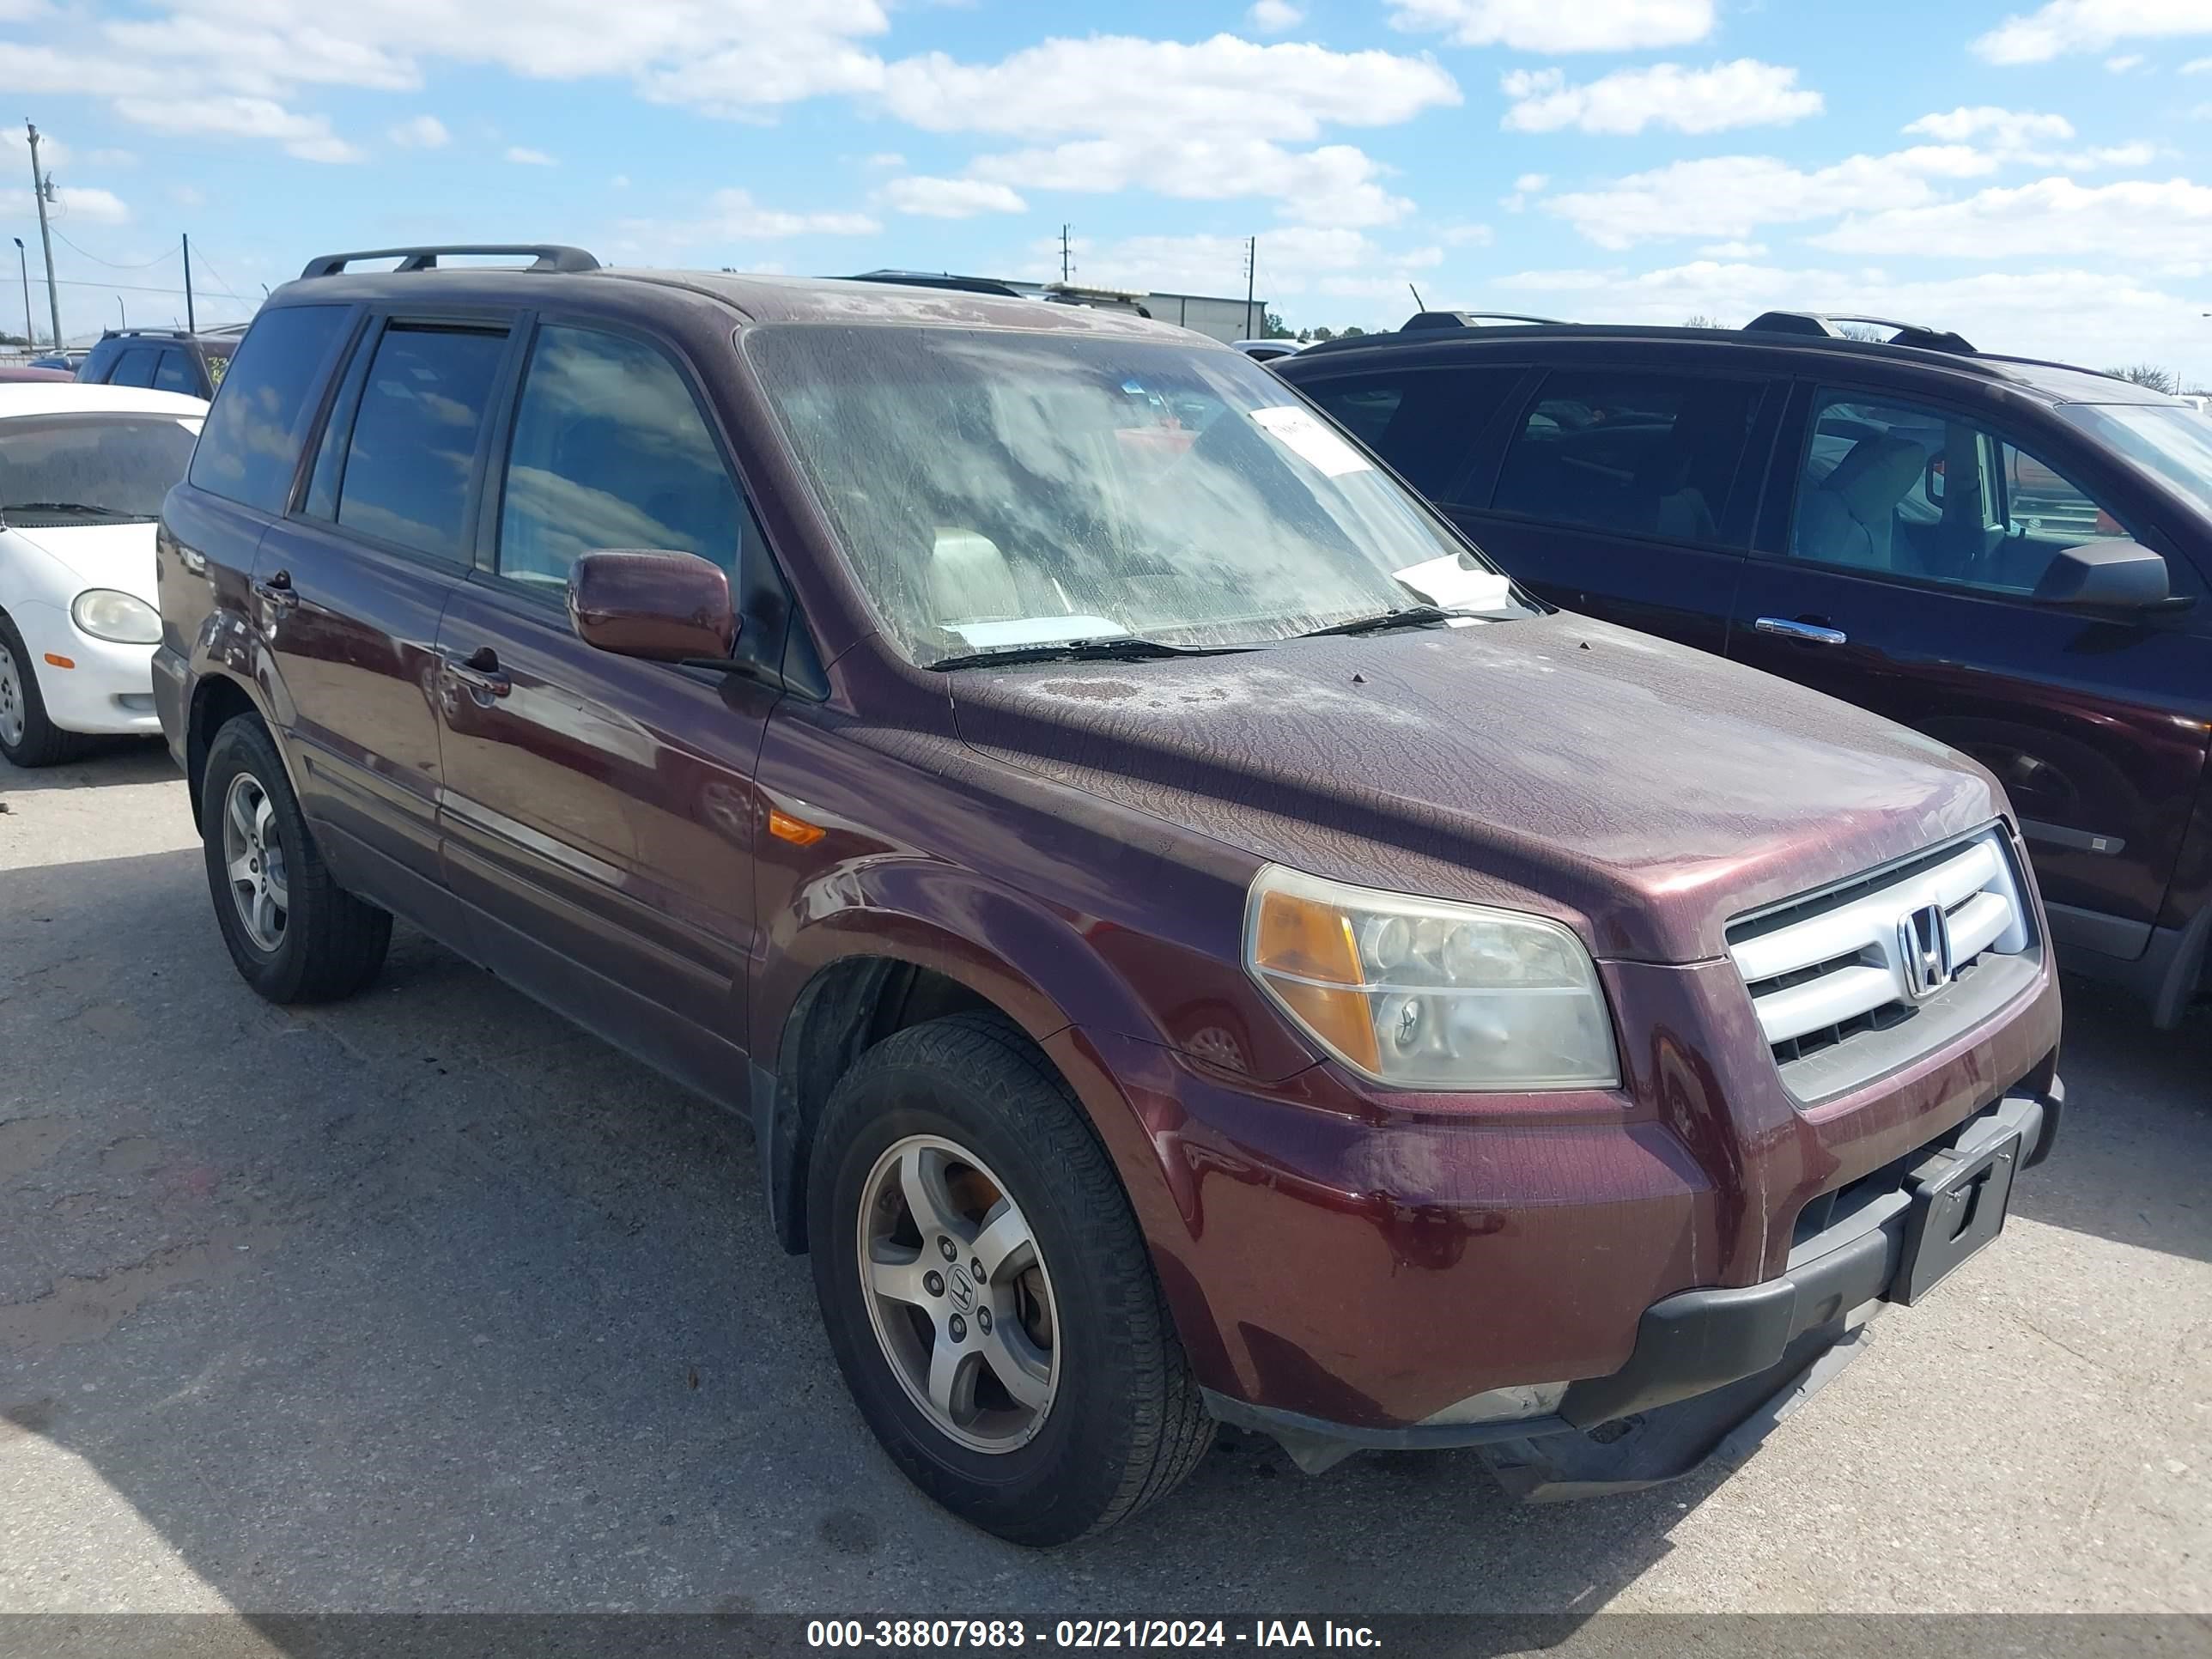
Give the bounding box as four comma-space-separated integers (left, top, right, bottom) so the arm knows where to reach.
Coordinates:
2, 740, 2208, 1621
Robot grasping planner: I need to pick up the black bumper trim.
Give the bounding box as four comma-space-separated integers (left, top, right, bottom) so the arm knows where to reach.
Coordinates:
1557, 1085, 2053, 1430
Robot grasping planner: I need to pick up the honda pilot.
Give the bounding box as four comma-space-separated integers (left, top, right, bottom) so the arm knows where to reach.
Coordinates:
155, 247, 2065, 1545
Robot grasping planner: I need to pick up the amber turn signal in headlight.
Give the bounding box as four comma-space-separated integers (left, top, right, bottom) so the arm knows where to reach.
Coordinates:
1244, 866, 1620, 1092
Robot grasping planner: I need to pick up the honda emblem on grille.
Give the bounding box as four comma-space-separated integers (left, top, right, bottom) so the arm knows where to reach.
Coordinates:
1897, 903, 1955, 1000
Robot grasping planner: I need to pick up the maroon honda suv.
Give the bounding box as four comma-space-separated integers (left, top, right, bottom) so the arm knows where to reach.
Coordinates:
155, 246, 2064, 1545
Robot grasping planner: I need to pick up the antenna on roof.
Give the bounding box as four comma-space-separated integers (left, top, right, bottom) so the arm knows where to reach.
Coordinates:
1408, 282, 1427, 311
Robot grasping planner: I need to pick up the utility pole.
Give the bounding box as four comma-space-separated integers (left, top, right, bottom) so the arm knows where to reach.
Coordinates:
1244, 235, 1257, 339
181, 232, 195, 331
1060, 224, 1072, 283
25, 121, 61, 349
11, 237, 27, 351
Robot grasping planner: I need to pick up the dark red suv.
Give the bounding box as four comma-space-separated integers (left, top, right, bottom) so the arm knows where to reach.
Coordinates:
155, 247, 2064, 1545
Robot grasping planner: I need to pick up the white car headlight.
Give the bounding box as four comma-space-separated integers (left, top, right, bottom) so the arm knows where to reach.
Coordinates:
1244, 865, 1620, 1091
70, 588, 161, 646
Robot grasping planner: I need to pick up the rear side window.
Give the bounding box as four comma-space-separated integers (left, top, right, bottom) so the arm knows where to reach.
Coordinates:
189, 304, 353, 514
335, 325, 508, 561
152, 349, 197, 395
495, 325, 741, 589
1490, 369, 1759, 547
1298, 365, 1522, 499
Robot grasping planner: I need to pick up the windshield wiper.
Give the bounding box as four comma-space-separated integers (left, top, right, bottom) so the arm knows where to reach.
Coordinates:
1298, 603, 1457, 638
0, 501, 137, 520
927, 637, 1256, 672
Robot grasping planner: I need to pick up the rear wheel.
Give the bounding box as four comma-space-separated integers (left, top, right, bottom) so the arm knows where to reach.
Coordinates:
200, 715, 391, 1003
0, 614, 89, 769
808, 1012, 1213, 1546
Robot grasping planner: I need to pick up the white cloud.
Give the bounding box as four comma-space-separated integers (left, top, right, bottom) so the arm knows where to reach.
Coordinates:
971, 136, 1415, 227
1972, 0, 2212, 64
1491, 258, 2211, 371
109, 94, 363, 161
623, 186, 879, 251
1248, 0, 1303, 31
1904, 106, 2075, 147
863, 151, 906, 168
1, 183, 129, 223
611, 173, 631, 187
1389, 0, 1713, 51
1813, 174, 2212, 261
2185, 55, 2212, 70
388, 113, 449, 147
1545, 149, 1995, 248
881, 175, 1026, 216
1501, 59, 1821, 135
505, 145, 555, 165
2106, 52, 2144, 69
1038, 226, 1415, 299
1513, 173, 1549, 192
171, 183, 205, 207
1700, 240, 1768, 256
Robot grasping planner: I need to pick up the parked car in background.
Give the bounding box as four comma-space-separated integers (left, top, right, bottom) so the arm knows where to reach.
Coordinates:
1233, 338, 1301, 362
1279, 309, 2212, 1028
0, 381, 207, 765
0, 364, 74, 383
76, 324, 246, 401
159, 248, 2062, 1544
27, 349, 89, 373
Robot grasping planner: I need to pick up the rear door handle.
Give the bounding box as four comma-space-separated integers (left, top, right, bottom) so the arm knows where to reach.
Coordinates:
1753, 616, 1847, 646
251, 570, 299, 611
443, 645, 511, 699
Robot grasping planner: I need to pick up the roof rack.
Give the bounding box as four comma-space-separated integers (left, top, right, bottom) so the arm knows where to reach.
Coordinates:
298, 245, 601, 279
1745, 310, 1976, 355
1402, 310, 1569, 331
846, 270, 1033, 299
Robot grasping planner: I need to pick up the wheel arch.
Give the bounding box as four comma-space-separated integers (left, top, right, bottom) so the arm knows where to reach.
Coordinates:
183, 669, 271, 830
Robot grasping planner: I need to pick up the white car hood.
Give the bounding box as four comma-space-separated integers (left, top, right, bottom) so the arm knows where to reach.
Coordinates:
6, 522, 159, 604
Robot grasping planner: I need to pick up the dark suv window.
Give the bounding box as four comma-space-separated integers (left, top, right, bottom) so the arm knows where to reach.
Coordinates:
1300, 365, 1524, 499
189, 304, 354, 514
108, 348, 160, 388
1491, 370, 1758, 547
152, 349, 198, 395
495, 325, 742, 590
335, 325, 509, 562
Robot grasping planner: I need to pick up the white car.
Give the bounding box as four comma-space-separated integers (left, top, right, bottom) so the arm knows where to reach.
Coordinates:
0, 383, 206, 766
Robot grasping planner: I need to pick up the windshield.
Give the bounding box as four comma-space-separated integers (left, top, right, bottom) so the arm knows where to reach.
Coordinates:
2060, 403, 2212, 521
0, 413, 202, 524
747, 325, 1528, 664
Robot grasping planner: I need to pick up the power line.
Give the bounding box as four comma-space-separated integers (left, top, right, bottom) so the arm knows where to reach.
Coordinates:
48, 227, 178, 270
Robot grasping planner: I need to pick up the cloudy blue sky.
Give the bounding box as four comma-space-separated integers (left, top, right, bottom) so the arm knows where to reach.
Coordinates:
6, 0, 2212, 372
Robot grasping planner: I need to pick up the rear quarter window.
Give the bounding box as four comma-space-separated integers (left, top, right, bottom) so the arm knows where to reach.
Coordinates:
1295, 363, 1525, 500
188, 305, 354, 514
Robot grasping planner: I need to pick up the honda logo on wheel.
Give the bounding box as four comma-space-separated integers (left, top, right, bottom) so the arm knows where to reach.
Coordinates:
1897, 903, 1955, 1000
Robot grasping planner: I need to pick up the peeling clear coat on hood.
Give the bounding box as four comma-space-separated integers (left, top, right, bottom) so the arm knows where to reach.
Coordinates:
950, 612, 2003, 964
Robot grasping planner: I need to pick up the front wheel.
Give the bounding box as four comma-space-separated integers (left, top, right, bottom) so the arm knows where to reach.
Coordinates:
200, 715, 392, 1003
0, 613, 88, 768
809, 1013, 1213, 1546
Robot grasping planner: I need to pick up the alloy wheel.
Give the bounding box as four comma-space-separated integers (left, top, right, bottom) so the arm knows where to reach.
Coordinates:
222, 771, 289, 952
0, 641, 24, 749
856, 1133, 1060, 1454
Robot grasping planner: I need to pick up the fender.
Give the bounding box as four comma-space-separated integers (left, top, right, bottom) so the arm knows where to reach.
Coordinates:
179, 608, 294, 827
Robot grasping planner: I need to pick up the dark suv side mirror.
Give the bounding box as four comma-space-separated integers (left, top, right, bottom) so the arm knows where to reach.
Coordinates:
2030, 540, 2172, 612
567, 549, 738, 662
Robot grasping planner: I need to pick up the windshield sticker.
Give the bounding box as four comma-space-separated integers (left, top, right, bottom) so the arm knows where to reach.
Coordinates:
1249, 405, 1372, 478
1392, 554, 1516, 614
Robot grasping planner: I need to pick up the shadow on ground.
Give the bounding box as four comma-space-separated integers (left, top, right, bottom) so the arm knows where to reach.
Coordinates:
0, 740, 175, 799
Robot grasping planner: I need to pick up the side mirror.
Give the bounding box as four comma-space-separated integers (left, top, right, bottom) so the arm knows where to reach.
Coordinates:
2030, 539, 2171, 611
567, 549, 738, 662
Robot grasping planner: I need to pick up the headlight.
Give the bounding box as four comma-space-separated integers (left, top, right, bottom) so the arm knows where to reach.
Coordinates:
1244, 865, 1620, 1091
70, 588, 161, 645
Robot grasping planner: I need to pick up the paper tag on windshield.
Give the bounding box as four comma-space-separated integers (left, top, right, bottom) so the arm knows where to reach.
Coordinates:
1250, 405, 1371, 477
1392, 554, 1516, 614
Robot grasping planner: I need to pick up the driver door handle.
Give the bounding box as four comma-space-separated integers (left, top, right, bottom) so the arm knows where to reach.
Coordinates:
443, 645, 512, 699
1754, 616, 1847, 646
251, 569, 299, 611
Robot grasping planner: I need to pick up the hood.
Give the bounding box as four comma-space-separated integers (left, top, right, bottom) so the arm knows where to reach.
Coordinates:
6, 522, 159, 602
951, 612, 2004, 963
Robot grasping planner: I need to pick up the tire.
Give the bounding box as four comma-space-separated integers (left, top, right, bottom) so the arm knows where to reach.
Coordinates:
808, 1012, 1213, 1547
0, 612, 90, 769
199, 714, 391, 1003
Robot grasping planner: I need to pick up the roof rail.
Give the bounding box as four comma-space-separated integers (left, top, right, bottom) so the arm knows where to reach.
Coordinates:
846, 270, 1033, 298
298, 245, 601, 279
1745, 310, 1975, 355
1403, 310, 1569, 331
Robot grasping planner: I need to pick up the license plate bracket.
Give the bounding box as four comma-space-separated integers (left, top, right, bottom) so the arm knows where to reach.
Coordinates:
1891, 1130, 2021, 1306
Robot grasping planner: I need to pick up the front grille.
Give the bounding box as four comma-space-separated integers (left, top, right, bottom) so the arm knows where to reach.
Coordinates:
1728, 828, 2038, 1101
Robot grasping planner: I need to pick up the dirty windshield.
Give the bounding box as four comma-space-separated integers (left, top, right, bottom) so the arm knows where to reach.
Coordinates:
747, 325, 1528, 664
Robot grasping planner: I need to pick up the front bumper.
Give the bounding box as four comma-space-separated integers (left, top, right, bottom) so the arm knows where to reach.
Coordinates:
9, 599, 161, 737
1207, 1084, 2062, 1498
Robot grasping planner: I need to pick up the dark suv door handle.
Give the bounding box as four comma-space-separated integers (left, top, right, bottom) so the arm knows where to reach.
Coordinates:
1754, 616, 1847, 646
251, 570, 299, 611
443, 645, 512, 699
